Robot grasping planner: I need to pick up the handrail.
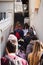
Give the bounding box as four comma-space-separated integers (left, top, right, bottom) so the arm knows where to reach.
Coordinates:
0, 18, 12, 32
0, 18, 10, 24
0, 25, 12, 32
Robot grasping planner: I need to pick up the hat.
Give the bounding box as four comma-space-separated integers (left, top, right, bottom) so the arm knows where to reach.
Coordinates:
8, 34, 17, 42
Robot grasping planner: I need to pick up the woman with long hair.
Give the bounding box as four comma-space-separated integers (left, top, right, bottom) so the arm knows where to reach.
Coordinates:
28, 40, 41, 65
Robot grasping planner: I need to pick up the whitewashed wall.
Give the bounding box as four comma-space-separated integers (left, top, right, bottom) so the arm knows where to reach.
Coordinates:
0, 1, 14, 30
0, 0, 13, 1
29, 0, 35, 26
29, 0, 43, 42
29, 0, 35, 13
0, 2, 14, 18
0, 2, 13, 12
0, 18, 12, 58
0, 1, 14, 57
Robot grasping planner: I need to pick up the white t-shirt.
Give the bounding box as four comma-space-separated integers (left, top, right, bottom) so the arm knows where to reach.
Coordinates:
23, 29, 28, 36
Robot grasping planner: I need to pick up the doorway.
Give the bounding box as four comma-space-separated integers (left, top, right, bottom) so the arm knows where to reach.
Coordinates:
14, 0, 29, 27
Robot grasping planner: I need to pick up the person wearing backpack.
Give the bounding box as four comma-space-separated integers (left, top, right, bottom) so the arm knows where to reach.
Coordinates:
1, 36, 28, 65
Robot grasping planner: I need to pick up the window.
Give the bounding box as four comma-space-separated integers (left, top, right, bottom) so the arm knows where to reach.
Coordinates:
0, 12, 6, 21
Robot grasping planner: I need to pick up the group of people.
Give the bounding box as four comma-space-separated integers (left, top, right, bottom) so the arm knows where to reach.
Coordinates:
1, 22, 43, 65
